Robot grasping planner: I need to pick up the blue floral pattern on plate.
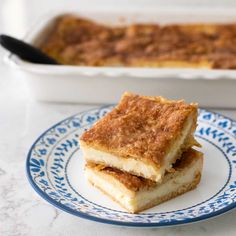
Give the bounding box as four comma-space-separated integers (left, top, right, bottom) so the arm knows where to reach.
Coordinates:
26, 107, 236, 227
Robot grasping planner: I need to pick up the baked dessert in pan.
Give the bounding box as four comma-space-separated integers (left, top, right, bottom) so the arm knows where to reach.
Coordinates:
80, 92, 200, 182
41, 14, 236, 69
86, 149, 203, 213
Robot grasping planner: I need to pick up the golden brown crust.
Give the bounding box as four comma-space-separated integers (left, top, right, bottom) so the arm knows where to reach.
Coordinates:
80, 92, 197, 167
40, 15, 236, 69
86, 149, 203, 192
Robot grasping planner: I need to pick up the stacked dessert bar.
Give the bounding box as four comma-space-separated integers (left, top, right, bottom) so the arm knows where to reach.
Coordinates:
79, 92, 203, 213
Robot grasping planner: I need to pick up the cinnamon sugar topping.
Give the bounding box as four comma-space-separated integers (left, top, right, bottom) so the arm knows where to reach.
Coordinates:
41, 15, 236, 69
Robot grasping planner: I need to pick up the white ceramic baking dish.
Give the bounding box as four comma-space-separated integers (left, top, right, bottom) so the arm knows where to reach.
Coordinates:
5, 8, 236, 107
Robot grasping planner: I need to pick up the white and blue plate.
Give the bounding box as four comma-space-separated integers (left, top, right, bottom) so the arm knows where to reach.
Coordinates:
26, 106, 236, 227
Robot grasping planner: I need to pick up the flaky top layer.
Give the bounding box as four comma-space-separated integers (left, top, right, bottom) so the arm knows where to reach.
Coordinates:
80, 92, 198, 166
86, 149, 203, 192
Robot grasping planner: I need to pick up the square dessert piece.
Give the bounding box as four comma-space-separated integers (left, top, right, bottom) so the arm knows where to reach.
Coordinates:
80, 92, 199, 182
85, 149, 203, 213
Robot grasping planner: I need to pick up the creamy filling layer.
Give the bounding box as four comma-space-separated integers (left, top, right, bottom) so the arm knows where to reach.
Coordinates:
134, 157, 202, 211
85, 167, 134, 212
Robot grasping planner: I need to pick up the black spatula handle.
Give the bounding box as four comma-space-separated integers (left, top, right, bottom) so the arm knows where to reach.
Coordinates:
0, 34, 59, 65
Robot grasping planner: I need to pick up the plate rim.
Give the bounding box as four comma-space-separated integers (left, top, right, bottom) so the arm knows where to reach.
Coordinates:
26, 107, 236, 227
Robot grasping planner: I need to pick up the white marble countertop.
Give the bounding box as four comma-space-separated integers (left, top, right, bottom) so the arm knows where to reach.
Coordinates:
0, 0, 236, 235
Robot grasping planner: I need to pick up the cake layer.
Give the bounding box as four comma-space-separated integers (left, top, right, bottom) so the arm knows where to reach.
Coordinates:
80, 92, 199, 182
85, 149, 203, 213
